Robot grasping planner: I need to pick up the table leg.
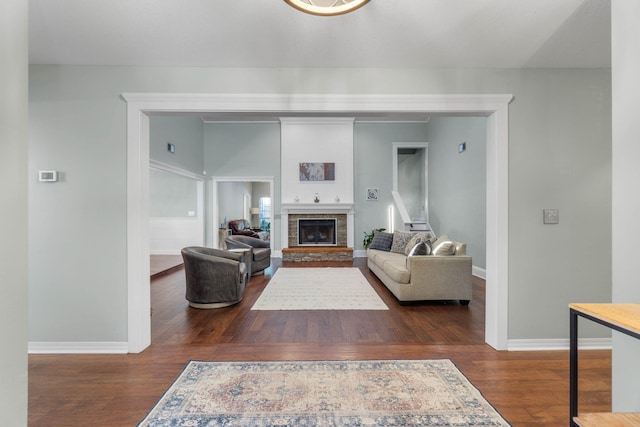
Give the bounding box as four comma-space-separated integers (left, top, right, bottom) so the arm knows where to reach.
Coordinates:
569, 308, 579, 426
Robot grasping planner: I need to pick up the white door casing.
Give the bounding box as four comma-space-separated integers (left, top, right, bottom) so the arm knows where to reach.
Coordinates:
124, 93, 512, 353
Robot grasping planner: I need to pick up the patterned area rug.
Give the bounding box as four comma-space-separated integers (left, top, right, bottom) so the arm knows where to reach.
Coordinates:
138, 359, 511, 426
251, 267, 388, 310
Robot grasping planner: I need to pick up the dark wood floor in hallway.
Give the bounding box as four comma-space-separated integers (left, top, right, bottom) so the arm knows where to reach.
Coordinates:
28, 258, 611, 426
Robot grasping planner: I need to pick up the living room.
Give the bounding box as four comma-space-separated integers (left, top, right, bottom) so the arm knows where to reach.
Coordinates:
149, 115, 486, 262
5, 1, 640, 426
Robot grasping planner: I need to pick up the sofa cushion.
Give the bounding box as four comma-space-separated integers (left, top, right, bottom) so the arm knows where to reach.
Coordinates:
390, 231, 414, 254
382, 259, 411, 284
252, 248, 271, 262
404, 232, 433, 255
369, 230, 394, 251
368, 249, 403, 268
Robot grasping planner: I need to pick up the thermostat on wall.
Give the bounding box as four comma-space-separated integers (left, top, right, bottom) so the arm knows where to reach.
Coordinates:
39, 171, 58, 182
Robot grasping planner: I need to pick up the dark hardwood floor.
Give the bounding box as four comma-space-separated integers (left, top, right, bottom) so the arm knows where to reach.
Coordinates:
149, 254, 183, 277
28, 258, 611, 426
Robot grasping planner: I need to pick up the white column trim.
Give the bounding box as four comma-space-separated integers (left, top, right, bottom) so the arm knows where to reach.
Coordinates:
123, 93, 513, 352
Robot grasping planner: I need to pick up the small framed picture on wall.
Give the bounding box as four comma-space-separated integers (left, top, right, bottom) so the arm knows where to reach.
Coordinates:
366, 188, 379, 201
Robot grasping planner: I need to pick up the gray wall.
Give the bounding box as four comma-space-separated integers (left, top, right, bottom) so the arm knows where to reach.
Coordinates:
611, 1, 640, 412
507, 70, 611, 340
150, 115, 204, 175
397, 149, 426, 220
428, 117, 487, 269
354, 123, 430, 247
252, 182, 271, 228
28, 66, 610, 345
204, 123, 281, 248
253, 182, 271, 206
218, 181, 253, 224
1, 0, 28, 423
150, 169, 199, 218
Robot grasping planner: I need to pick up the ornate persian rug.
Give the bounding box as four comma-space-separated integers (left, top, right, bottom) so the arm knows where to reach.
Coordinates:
138, 359, 510, 426
251, 267, 388, 310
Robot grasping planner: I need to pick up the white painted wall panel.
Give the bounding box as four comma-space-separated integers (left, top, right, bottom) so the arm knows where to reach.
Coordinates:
0, 0, 28, 422
280, 118, 354, 205
150, 218, 204, 254
611, 0, 640, 412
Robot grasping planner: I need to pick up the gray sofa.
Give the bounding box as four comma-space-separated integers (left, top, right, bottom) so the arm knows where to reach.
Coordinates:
181, 246, 247, 309
367, 234, 472, 304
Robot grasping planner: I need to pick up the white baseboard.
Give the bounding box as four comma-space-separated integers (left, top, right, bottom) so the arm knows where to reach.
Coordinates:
28, 342, 129, 354
150, 250, 181, 255
507, 337, 612, 351
472, 266, 486, 279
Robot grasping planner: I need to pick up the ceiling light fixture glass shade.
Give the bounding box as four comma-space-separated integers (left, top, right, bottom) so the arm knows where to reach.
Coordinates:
284, 0, 370, 16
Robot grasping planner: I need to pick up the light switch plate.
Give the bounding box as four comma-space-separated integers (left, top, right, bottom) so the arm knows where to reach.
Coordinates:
543, 209, 559, 224
39, 171, 58, 182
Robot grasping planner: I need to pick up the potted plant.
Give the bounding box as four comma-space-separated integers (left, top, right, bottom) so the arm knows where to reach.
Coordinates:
363, 227, 386, 249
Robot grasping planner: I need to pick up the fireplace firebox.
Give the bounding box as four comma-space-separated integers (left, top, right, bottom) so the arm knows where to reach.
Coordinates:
298, 218, 337, 246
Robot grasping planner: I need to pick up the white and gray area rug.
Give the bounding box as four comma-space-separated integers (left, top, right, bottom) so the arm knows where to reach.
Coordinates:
251, 267, 389, 311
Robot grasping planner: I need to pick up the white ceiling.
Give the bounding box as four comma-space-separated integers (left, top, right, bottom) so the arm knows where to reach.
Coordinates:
29, 0, 611, 69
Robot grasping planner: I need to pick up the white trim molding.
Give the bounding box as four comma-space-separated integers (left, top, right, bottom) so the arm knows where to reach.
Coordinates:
472, 266, 487, 280
150, 159, 205, 180
123, 92, 513, 353
508, 338, 612, 351
29, 342, 128, 354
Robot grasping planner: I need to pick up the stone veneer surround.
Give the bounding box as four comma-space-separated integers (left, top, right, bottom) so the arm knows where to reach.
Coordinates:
280, 203, 355, 251
288, 213, 348, 247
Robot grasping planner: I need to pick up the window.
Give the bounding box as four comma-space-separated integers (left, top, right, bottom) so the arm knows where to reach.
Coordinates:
259, 197, 271, 230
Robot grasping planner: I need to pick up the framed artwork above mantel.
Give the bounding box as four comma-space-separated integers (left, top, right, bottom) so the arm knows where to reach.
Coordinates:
299, 162, 335, 181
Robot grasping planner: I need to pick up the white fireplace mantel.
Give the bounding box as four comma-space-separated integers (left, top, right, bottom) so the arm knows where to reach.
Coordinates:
280, 202, 354, 214
280, 203, 355, 249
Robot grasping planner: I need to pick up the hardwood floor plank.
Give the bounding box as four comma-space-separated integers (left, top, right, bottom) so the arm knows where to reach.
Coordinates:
150, 254, 183, 277
29, 257, 611, 426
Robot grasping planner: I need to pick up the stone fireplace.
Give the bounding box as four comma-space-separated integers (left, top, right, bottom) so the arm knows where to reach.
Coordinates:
288, 214, 347, 247
297, 218, 337, 246
280, 203, 354, 261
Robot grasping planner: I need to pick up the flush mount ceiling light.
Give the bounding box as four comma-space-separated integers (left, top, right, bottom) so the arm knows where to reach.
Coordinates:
284, 0, 370, 16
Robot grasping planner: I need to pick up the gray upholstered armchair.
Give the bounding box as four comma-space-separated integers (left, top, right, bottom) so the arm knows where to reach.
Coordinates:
180, 246, 247, 309
224, 235, 271, 276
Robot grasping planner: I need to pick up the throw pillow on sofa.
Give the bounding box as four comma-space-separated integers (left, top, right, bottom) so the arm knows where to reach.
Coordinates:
404, 232, 434, 255
432, 239, 456, 255
408, 241, 431, 256
390, 231, 414, 254
368, 230, 394, 251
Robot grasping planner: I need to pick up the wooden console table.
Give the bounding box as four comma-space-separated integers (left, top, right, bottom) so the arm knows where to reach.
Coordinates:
569, 303, 640, 426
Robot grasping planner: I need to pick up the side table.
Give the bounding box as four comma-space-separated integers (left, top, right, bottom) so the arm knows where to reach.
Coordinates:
228, 248, 252, 284
569, 303, 640, 426
218, 228, 232, 249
